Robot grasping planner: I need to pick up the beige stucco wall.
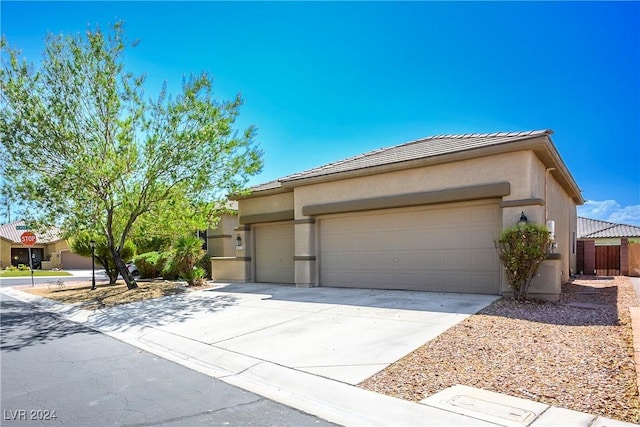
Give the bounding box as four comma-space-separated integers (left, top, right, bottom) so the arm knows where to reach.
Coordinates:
45, 240, 69, 267
499, 155, 577, 299
0, 238, 11, 269
211, 258, 251, 282
236, 142, 578, 299
292, 151, 538, 219
542, 163, 578, 281
238, 192, 294, 218
207, 214, 239, 258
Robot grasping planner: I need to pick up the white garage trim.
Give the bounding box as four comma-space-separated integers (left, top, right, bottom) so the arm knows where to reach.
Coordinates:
254, 222, 295, 284
318, 200, 501, 294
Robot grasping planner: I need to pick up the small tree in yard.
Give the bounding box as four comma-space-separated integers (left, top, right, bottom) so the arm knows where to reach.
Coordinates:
495, 224, 551, 301
0, 23, 262, 290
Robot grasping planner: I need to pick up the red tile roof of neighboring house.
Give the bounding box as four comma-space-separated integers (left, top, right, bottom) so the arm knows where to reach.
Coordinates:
578, 216, 640, 239
0, 220, 63, 244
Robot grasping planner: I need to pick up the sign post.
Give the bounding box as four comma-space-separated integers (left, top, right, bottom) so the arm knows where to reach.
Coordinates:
21, 232, 37, 287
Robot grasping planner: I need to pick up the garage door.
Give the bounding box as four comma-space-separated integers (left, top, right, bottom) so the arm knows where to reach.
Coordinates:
319, 200, 501, 294
60, 250, 93, 270
255, 222, 295, 284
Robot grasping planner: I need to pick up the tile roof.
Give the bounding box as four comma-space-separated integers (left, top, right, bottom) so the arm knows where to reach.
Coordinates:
577, 216, 640, 239
0, 220, 63, 244
252, 130, 552, 191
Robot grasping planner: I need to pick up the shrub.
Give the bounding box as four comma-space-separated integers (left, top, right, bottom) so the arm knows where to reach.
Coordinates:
160, 250, 179, 280
173, 234, 206, 286
133, 251, 163, 279
17, 264, 30, 271
197, 252, 212, 279
495, 223, 551, 301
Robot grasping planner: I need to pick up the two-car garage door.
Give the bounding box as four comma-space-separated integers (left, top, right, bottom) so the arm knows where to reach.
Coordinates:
319, 200, 501, 294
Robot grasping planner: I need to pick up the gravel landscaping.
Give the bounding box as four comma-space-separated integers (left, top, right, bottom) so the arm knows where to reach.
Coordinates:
359, 276, 640, 423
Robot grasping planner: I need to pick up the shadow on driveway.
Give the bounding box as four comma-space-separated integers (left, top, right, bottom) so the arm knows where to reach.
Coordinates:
88, 292, 239, 332
203, 283, 498, 315
1, 299, 98, 352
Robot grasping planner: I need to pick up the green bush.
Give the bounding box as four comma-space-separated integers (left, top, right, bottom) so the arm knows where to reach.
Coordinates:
133, 251, 163, 279
5, 265, 18, 271
17, 264, 30, 271
160, 250, 180, 280
197, 252, 212, 279
495, 223, 551, 301
173, 235, 206, 286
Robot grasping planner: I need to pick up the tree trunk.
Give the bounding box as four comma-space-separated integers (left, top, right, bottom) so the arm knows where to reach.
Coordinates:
111, 247, 137, 290
97, 256, 118, 285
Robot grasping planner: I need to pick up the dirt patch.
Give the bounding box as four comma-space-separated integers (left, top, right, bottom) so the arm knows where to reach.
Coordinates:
359, 276, 640, 423
23, 280, 211, 310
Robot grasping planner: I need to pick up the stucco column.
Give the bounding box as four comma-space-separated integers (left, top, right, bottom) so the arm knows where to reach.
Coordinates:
214, 225, 251, 282
294, 219, 316, 287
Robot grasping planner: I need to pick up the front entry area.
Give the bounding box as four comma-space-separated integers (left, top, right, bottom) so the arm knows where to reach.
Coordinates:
11, 248, 44, 269
318, 200, 501, 294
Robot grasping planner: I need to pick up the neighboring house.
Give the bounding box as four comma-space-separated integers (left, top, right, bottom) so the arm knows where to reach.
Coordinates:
0, 220, 93, 270
577, 216, 640, 276
212, 129, 583, 301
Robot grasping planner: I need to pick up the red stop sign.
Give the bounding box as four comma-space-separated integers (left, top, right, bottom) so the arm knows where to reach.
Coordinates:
20, 231, 37, 246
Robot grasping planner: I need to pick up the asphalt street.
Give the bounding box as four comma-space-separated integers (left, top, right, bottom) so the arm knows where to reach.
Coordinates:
0, 294, 337, 427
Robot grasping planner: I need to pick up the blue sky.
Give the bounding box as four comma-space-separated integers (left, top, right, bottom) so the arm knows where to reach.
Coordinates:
2, 1, 639, 225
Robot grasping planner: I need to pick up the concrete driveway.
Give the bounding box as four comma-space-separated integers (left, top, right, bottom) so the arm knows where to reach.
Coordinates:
4, 283, 633, 426
87, 283, 499, 386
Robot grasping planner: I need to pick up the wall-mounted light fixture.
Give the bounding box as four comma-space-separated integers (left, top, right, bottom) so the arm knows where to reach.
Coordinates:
235, 234, 243, 250
518, 211, 528, 226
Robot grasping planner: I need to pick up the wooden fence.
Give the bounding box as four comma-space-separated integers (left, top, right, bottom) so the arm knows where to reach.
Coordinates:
595, 245, 620, 276
630, 243, 640, 277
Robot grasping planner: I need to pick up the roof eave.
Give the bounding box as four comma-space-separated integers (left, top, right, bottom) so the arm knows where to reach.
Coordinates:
232, 185, 293, 200
277, 135, 584, 204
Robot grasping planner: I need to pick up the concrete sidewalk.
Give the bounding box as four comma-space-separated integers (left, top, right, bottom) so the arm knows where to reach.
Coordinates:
1, 283, 634, 427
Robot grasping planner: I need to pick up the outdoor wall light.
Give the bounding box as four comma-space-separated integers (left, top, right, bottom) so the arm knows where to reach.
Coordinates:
235, 235, 243, 250
519, 211, 528, 226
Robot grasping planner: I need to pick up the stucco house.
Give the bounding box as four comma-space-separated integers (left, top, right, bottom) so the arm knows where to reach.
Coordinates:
211, 129, 583, 301
0, 220, 93, 270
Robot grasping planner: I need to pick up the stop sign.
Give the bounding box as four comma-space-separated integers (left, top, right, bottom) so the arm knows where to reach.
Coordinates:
20, 231, 37, 246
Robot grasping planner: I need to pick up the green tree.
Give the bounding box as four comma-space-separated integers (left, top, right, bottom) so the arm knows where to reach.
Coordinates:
495, 224, 551, 301
0, 23, 262, 289
68, 231, 135, 285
